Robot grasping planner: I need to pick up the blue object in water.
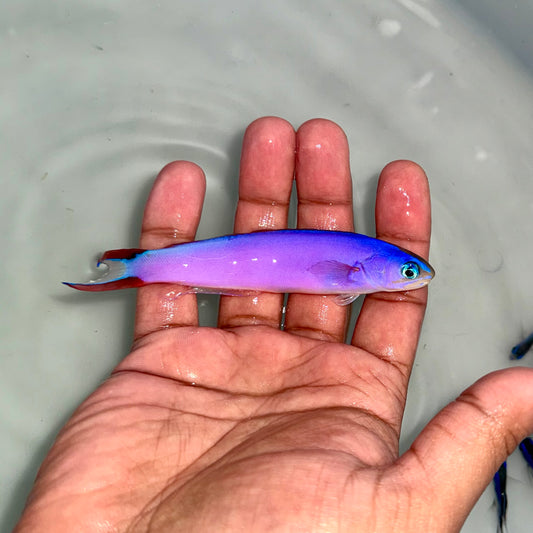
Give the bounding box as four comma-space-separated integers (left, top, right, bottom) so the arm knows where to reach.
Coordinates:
510, 331, 533, 359
493, 461, 507, 533
519, 437, 533, 471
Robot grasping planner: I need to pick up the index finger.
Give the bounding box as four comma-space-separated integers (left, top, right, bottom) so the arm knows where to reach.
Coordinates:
351, 161, 432, 376
134, 161, 206, 341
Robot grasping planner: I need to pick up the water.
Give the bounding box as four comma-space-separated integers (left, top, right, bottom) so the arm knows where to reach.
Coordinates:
2, 1, 533, 530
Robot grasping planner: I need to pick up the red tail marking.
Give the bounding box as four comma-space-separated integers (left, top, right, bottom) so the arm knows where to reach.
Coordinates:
63, 277, 145, 292
100, 248, 146, 261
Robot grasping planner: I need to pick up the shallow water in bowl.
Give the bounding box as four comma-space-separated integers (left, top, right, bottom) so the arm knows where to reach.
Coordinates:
2, 1, 533, 530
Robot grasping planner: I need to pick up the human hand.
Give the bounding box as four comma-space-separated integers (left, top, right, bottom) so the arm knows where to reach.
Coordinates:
15, 118, 533, 532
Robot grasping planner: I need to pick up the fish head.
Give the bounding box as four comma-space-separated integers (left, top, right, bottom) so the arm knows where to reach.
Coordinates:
357, 248, 434, 292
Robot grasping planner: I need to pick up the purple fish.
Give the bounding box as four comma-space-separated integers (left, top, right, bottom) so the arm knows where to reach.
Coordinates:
64, 229, 434, 305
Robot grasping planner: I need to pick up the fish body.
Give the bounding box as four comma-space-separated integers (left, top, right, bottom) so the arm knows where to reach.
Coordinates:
493, 461, 508, 533
510, 331, 533, 360
65, 229, 434, 303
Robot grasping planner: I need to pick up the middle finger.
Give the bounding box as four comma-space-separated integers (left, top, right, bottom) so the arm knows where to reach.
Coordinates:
284, 119, 354, 342
217, 117, 295, 329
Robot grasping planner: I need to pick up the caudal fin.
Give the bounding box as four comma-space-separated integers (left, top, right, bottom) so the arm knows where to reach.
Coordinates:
63, 248, 146, 291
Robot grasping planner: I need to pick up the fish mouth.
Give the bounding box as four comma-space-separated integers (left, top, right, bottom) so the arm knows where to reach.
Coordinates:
401, 267, 435, 290
400, 277, 432, 290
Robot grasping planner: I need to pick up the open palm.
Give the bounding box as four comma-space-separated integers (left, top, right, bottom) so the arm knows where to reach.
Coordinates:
16, 118, 533, 533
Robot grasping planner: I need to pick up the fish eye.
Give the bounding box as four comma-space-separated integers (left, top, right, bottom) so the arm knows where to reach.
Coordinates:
400, 261, 420, 280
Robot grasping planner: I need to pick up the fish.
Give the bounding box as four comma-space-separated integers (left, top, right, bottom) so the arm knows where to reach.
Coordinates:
510, 331, 533, 360
64, 229, 435, 305
519, 437, 533, 472
493, 461, 508, 533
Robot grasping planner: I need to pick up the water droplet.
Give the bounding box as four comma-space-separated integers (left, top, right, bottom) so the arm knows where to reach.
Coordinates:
411, 71, 434, 91
398, 187, 411, 206
377, 19, 402, 38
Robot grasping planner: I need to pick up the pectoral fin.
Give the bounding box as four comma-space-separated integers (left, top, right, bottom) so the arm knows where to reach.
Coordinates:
335, 293, 360, 306
308, 260, 360, 287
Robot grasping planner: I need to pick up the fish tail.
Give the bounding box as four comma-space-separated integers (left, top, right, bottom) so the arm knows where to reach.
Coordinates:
63, 248, 146, 291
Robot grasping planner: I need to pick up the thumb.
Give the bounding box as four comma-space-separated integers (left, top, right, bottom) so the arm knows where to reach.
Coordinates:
394, 367, 533, 532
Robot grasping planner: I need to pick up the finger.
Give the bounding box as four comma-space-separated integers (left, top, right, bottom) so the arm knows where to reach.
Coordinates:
218, 117, 295, 329
134, 161, 206, 341
352, 161, 431, 375
390, 368, 533, 532
284, 119, 354, 342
